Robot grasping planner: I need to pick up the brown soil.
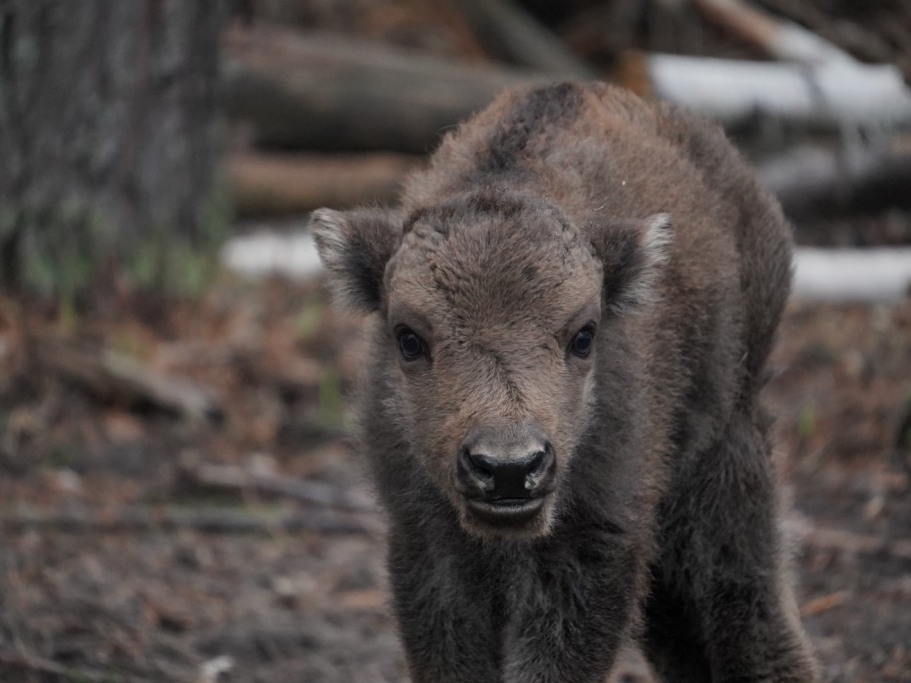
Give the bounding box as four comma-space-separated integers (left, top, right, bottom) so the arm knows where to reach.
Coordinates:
0, 276, 909, 682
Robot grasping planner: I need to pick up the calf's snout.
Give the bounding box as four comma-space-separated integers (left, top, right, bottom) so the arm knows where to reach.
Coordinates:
457, 423, 556, 501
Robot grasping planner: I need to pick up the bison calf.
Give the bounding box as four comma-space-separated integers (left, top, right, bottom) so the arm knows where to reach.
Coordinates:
312, 82, 817, 682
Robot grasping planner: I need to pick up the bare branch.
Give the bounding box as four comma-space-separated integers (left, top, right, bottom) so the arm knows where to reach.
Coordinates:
692, 0, 856, 64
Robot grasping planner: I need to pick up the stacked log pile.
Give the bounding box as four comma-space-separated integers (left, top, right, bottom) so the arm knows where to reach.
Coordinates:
222, 0, 911, 297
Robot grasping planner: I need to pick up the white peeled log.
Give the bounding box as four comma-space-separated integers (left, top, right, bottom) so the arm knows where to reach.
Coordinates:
222, 229, 911, 303
765, 22, 856, 65
222, 227, 324, 281
791, 248, 911, 302
645, 55, 911, 129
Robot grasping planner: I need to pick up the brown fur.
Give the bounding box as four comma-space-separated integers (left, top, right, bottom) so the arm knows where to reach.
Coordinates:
312, 82, 818, 682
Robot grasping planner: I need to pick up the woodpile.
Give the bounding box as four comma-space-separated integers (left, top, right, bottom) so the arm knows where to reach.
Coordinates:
221, 0, 911, 302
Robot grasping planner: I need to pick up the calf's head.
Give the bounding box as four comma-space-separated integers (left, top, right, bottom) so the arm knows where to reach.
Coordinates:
313, 191, 671, 539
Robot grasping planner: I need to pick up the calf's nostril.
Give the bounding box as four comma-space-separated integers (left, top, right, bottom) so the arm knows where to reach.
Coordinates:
525, 447, 555, 486
526, 451, 545, 477
459, 448, 495, 491
469, 457, 493, 481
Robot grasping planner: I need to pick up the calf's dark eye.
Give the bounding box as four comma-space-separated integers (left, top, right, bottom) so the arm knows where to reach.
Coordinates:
397, 328, 425, 361
569, 327, 595, 358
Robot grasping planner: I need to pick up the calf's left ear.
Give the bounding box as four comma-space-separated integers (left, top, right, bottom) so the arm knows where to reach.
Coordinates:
590, 213, 674, 315
310, 207, 403, 313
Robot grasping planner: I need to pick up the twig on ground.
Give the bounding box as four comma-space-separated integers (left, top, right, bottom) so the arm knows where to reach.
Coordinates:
178, 453, 376, 512
800, 590, 850, 617
0, 652, 128, 683
787, 513, 911, 562
0, 505, 382, 537
36, 338, 223, 423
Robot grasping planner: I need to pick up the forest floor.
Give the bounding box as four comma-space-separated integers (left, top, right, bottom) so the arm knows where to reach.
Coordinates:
0, 268, 909, 683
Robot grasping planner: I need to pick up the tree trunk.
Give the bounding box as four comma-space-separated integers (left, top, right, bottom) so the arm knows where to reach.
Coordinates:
0, 0, 224, 298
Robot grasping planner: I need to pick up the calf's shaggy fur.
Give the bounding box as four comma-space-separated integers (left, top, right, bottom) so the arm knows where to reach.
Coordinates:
312, 82, 817, 682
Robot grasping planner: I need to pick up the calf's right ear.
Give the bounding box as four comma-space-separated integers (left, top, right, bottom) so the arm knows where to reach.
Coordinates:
589, 213, 674, 315
310, 208, 403, 313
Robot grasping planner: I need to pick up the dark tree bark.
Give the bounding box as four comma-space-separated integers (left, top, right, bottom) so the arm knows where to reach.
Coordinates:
0, 0, 224, 298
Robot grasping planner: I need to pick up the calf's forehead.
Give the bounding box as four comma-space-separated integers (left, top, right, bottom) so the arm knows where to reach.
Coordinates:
386, 215, 602, 331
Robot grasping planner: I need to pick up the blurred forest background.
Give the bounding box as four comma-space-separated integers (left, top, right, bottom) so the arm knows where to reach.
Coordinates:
1, 0, 910, 681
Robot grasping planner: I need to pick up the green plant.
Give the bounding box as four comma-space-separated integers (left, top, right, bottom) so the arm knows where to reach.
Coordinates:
797, 400, 816, 440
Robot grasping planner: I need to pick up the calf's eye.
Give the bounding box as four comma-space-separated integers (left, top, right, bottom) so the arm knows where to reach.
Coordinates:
569, 326, 595, 358
396, 327, 425, 361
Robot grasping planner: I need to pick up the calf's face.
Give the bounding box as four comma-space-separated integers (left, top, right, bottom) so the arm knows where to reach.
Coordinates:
313, 192, 671, 539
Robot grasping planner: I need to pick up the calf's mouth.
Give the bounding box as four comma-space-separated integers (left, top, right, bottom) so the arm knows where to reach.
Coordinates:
464, 496, 548, 527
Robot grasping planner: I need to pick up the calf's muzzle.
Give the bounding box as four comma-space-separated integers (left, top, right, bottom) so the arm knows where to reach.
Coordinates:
456, 422, 556, 505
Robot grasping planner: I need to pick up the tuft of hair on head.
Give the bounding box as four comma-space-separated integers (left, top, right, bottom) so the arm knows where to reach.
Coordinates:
310, 207, 404, 313
590, 213, 674, 315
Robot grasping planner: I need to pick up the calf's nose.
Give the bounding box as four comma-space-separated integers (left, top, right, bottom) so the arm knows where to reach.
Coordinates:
457, 423, 556, 500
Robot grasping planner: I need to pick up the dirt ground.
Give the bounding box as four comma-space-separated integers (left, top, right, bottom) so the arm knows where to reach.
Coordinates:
0, 270, 909, 682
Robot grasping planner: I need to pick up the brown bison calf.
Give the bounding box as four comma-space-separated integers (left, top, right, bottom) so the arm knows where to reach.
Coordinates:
312, 82, 817, 682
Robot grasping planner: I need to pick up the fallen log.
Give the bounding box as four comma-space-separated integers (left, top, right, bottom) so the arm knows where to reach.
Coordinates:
227, 144, 911, 222
457, 0, 595, 77
622, 52, 911, 130
792, 247, 911, 302
223, 24, 542, 153
222, 228, 323, 280
227, 151, 421, 217
757, 145, 911, 220
221, 229, 911, 303
225, 25, 911, 151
